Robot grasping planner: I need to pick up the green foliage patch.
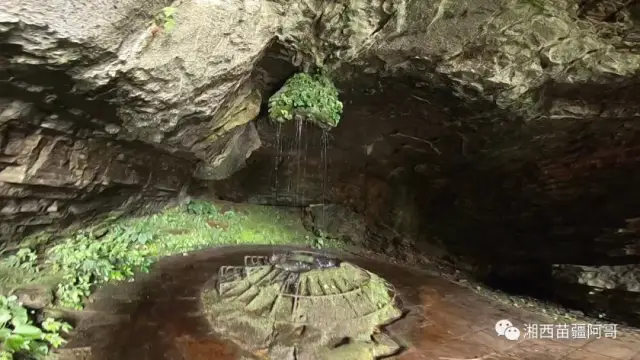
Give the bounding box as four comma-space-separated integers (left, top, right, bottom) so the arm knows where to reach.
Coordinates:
0, 251, 59, 306
308, 230, 341, 250
150, 7, 177, 33
0, 199, 350, 358
0, 295, 71, 360
3, 249, 38, 274
268, 72, 343, 129
185, 199, 218, 216
2, 200, 333, 311
46, 225, 154, 309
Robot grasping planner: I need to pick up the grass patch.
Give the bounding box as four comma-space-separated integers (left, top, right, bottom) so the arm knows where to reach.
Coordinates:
1, 199, 335, 310
143, 200, 316, 255
0, 199, 345, 359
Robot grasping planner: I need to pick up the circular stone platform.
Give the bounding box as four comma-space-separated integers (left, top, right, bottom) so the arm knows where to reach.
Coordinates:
200, 251, 404, 360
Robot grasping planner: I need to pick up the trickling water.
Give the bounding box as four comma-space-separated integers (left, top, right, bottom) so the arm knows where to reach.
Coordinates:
302, 121, 309, 205
274, 123, 282, 204
321, 130, 329, 227
287, 128, 294, 195
272, 120, 326, 208
295, 118, 304, 206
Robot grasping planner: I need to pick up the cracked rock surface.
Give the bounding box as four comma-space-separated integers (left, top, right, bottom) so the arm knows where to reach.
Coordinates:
2, 0, 639, 188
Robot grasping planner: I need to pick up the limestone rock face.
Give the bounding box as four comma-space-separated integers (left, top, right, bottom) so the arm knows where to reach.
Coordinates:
2, 0, 639, 183
0, 0, 275, 241
0, 0, 407, 242
302, 204, 368, 245
353, 0, 640, 117
553, 264, 640, 292
0, 0, 272, 169
0, 98, 193, 243
551, 264, 640, 324
12, 284, 55, 310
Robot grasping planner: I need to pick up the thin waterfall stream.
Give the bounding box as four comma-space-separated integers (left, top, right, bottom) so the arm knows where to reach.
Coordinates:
320, 129, 329, 229
274, 123, 282, 203
270, 120, 330, 212
302, 120, 309, 205
294, 118, 303, 206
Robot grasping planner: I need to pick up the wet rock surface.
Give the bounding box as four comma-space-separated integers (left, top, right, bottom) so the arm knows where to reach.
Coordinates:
550, 264, 640, 325
0, 0, 271, 242
553, 264, 640, 293
302, 204, 367, 244
12, 284, 54, 310
212, 77, 640, 326
61, 245, 640, 360
0, 98, 194, 244
202, 251, 402, 359
2, 0, 639, 190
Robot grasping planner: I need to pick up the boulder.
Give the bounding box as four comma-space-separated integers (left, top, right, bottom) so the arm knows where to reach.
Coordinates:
12, 284, 55, 309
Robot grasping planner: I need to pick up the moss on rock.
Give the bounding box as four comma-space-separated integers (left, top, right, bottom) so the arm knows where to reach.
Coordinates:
268, 72, 343, 129
201, 259, 402, 359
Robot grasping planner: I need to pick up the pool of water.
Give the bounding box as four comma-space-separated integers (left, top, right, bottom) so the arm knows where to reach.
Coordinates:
65, 245, 640, 360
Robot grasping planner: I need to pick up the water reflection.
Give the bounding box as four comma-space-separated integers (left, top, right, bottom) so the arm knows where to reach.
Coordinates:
66, 245, 640, 360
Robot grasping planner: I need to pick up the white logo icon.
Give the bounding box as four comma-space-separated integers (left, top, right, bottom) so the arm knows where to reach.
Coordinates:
504, 326, 521, 341
495, 319, 513, 336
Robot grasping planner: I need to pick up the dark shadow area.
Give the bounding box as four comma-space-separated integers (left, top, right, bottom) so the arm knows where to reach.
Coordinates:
210, 74, 640, 327
410, 80, 640, 326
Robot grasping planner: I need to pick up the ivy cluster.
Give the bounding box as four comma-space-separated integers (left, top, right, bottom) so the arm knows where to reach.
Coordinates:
268, 73, 343, 129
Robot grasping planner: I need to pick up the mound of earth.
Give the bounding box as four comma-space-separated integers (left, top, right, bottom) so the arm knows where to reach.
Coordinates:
200, 251, 403, 360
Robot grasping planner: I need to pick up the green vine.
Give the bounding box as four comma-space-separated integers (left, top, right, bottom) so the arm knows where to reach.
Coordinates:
268, 72, 343, 129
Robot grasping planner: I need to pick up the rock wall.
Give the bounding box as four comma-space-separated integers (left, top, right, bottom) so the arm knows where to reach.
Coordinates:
0, 0, 275, 245
0, 97, 194, 247
211, 72, 640, 325
359, 0, 640, 117
455, 114, 640, 324
0, 0, 270, 170
2, 0, 639, 242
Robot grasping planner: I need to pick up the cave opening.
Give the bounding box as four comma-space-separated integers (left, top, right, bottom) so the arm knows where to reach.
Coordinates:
208, 45, 640, 330
2, 0, 640, 357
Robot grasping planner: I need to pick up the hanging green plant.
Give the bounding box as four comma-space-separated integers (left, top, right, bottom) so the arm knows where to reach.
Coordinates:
268, 72, 343, 129
150, 7, 177, 36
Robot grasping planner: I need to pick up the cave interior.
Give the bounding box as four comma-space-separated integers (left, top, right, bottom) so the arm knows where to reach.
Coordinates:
1, 0, 639, 336
208, 44, 640, 327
